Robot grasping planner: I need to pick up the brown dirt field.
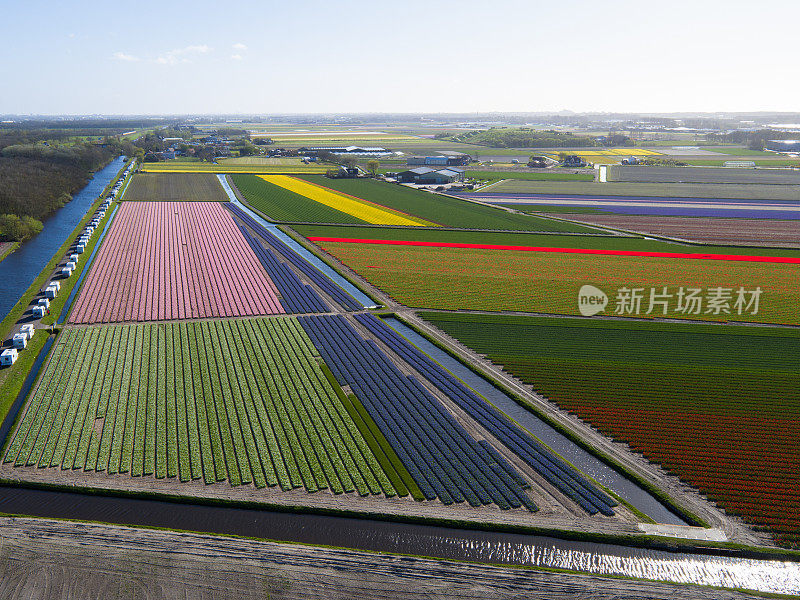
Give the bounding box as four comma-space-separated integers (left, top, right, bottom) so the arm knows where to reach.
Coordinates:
123, 173, 228, 201
0, 517, 769, 600
550, 213, 800, 247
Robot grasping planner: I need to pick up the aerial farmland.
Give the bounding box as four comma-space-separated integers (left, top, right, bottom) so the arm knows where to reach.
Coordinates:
4, 1, 800, 595
2, 118, 800, 598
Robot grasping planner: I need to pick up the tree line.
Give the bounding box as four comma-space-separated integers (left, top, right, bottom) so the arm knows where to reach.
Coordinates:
446, 128, 632, 148
0, 141, 117, 242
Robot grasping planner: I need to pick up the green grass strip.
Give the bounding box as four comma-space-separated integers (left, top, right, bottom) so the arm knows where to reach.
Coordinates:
346, 390, 425, 502
318, 362, 401, 496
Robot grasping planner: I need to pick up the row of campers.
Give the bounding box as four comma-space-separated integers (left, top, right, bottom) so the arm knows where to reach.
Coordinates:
1, 324, 36, 366
2, 170, 123, 367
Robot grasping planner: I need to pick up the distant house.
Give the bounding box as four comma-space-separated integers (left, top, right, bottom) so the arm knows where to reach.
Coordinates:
562, 155, 587, 167
397, 167, 465, 184
527, 156, 549, 168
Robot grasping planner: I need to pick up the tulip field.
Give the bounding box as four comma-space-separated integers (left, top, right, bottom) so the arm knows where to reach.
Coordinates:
240, 174, 435, 226
140, 162, 330, 174
231, 174, 370, 224
2, 318, 406, 496
294, 176, 597, 231
311, 238, 800, 325
421, 312, 800, 548
69, 201, 284, 323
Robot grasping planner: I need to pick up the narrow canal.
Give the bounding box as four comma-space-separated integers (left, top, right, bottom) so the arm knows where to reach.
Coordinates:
0, 156, 126, 320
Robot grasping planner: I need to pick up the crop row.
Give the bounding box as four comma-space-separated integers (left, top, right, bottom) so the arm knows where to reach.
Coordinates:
3, 318, 398, 497
237, 223, 329, 314
422, 312, 800, 547
299, 315, 536, 511
70, 201, 284, 323
226, 203, 362, 311
354, 314, 616, 516
314, 242, 800, 325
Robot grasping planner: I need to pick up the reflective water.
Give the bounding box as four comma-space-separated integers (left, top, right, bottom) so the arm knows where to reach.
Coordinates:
0, 157, 126, 320
0, 485, 796, 594
217, 174, 377, 308
383, 317, 687, 525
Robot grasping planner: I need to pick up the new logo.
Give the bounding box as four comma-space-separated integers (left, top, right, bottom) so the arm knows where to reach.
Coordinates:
578, 285, 608, 316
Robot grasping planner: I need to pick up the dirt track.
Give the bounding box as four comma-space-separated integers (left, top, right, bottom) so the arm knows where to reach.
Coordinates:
0, 516, 768, 600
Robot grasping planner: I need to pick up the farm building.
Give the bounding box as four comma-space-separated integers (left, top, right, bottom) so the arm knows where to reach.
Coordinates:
0, 348, 18, 366
407, 155, 470, 167
562, 155, 587, 167
397, 167, 465, 184
407, 156, 450, 166
528, 156, 550, 168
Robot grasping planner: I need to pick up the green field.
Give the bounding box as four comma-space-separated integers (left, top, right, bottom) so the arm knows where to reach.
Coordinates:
3, 318, 405, 497
420, 312, 800, 547
231, 174, 368, 224
295, 222, 609, 241
292, 176, 602, 231
479, 179, 800, 200
123, 173, 228, 202
297, 224, 800, 256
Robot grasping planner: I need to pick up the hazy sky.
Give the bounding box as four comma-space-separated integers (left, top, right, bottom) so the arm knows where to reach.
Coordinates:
2, 0, 799, 115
